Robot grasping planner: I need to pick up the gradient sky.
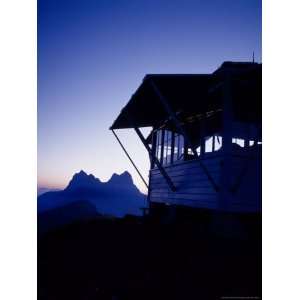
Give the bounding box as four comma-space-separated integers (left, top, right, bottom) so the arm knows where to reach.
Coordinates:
38, 0, 261, 192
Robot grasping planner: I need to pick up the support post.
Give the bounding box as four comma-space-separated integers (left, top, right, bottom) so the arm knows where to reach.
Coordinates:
200, 119, 206, 157
220, 74, 234, 209
212, 135, 215, 152
149, 79, 219, 192
160, 129, 165, 164
150, 130, 156, 169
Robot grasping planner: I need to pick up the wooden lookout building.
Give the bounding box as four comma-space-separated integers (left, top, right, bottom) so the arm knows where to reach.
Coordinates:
110, 62, 261, 217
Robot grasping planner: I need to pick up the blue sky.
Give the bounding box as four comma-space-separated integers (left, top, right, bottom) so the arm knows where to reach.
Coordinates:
38, 0, 261, 192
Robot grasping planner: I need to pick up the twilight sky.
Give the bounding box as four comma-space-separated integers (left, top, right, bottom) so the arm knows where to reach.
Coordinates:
38, 0, 261, 192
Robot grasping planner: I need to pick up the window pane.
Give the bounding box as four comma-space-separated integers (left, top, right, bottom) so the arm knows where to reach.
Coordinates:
232, 138, 245, 147
178, 136, 184, 160
167, 131, 172, 164
156, 130, 161, 160
215, 136, 222, 151
173, 134, 179, 162
205, 137, 213, 152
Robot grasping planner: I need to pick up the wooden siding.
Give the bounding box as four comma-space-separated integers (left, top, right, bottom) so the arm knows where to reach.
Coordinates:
149, 154, 222, 210
149, 149, 261, 213
229, 152, 262, 212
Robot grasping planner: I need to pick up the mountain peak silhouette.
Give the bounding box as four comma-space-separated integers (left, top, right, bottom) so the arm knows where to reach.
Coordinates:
108, 171, 133, 185
65, 170, 102, 190
38, 170, 146, 218
78, 170, 87, 175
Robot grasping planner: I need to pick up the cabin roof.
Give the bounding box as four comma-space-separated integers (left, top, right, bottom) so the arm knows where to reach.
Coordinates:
110, 62, 261, 130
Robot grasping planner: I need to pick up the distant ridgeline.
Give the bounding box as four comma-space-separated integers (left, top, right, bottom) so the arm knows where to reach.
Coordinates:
38, 170, 146, 230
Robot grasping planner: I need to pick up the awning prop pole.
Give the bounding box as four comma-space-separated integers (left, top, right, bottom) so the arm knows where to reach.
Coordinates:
111, 129, 149, 190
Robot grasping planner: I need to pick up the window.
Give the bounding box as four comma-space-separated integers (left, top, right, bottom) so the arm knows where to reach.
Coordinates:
232, 138, 245, 147
163, 130, 172, 165
214, 136, 222, 151
174, 133, 184, 162
199, 135, 222, 155
205, 136, 213, 153
248, 140, 262, 146
153, 130, 227, 167
155, 129, 184, 166
155, 130, 162, 161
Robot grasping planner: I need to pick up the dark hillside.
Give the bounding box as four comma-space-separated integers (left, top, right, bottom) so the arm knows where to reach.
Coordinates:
38, 213, 261, 300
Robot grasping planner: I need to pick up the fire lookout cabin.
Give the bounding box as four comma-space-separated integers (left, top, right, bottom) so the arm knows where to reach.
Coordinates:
110, 62, 261, 214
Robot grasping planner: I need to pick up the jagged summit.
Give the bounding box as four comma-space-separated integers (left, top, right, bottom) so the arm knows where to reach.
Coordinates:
63, 170, 136, 191
65, 170, 102, 190
108, 171, 133, 185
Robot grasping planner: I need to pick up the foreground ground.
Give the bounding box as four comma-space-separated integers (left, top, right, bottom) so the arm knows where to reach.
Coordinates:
38, 212, 261, 300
